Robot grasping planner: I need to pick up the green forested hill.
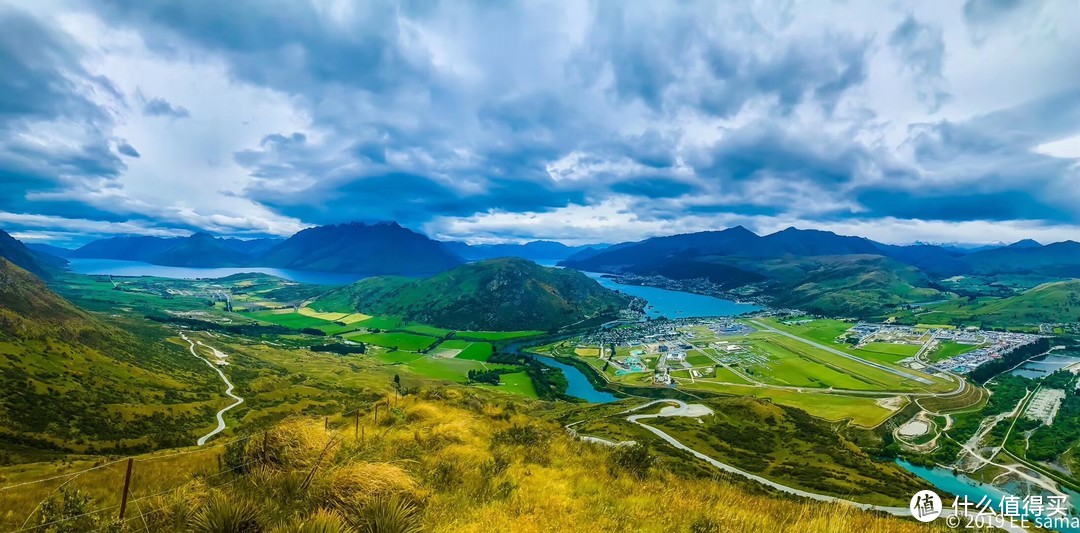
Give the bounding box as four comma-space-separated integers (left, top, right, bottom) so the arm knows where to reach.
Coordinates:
763, 256, 945, 317
312, 257, 633, 331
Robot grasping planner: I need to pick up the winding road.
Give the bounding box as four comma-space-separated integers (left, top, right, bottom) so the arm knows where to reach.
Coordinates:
620, 400, 911, 515
596, 399, 1026, 531
180, 332, 244, 445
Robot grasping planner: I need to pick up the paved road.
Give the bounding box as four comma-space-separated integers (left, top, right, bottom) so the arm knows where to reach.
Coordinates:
749, 320, 934, 385
181, 332, 244, 445
619, 400, 1026, 530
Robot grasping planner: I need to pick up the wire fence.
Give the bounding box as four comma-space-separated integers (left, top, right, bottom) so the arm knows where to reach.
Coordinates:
2, 398, 394, 532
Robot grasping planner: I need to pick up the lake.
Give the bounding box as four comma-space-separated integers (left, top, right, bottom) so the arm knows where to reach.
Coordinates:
66, 258, 368, 285
581, 271, 761, 319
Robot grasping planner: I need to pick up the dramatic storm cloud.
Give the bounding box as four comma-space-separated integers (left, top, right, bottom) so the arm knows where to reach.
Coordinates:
1, 0, 1078, 246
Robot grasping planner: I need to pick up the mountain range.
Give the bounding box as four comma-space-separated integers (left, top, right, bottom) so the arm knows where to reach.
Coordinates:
18, 221, 1080, 317
46, 223, 604, 274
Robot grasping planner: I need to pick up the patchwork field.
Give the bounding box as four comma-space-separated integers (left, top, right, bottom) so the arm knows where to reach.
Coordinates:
246, 309, 333, 330
296, 307, 349, 321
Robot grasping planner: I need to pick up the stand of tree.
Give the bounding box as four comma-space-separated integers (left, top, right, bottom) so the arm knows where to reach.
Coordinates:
968, 338, 1050, 384
310, 343, 366, 355
146, 314, 291, 336
467, 369, 502, 385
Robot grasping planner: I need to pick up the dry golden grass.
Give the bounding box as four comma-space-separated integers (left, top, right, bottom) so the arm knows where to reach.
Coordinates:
3, 390, 946, 532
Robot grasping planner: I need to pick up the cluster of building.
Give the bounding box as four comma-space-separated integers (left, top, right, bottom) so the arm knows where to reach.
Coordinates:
933, 330, 1041, 373
602, 273, 769, 307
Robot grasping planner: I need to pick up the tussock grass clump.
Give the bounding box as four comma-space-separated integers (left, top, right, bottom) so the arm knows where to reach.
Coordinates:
144, 478, 212, 531
192, 492, 264, 533
353, 496, 422, 533
319, 463, 426, 511
242, 419, 334, 472
404, 403, 440, 422
270, 508, 354, 533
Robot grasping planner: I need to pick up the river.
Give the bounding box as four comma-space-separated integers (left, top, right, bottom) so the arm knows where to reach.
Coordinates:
1012, 353, 1080, 379
531, 355, 620, 403
525, 269, 760, 402
898, 460, 1080, 532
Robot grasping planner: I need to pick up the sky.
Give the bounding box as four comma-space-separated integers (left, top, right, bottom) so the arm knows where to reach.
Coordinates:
1, 0, 1079, 247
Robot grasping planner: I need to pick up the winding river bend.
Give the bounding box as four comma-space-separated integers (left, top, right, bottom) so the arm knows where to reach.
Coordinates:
180, 332, 244, 445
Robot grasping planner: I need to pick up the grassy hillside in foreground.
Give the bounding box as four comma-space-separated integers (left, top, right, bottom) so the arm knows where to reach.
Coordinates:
0, 259, 221, 459
312, 258, 634, 331
1, 392, 943, 533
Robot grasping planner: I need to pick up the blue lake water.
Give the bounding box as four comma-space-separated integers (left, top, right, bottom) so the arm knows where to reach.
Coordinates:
581, 271, 761, 319
531, 354, 619, 403
897, 460, 1080, 532
66, 258, 368, 285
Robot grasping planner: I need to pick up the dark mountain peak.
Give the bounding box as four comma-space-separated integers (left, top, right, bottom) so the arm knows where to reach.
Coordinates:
261, 222, 462, 275
1007, 238, 1042, 249
725, 225, 757, 236
1047, 240, 1080, 249
189, 231, 217, 240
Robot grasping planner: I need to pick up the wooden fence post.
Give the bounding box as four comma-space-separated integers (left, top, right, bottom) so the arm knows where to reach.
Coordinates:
118, 458, 134, 520
354, 410, 359, 440
374, 403, 379, 425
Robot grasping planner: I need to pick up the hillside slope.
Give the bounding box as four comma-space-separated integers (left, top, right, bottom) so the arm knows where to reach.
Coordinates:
0, 229, 64, 278
924, 280, 1080, 326
0, 394, 938, 533
765, 256, 945, 317
312, 258, 633, 331
0, 259, 219, 457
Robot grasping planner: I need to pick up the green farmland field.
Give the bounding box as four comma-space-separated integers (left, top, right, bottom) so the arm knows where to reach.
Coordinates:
432, 339, 494, 361
478, 371, 538, 398
453, 330, 544, 341
245, 309, 332, 330
345, 331, 439, 352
